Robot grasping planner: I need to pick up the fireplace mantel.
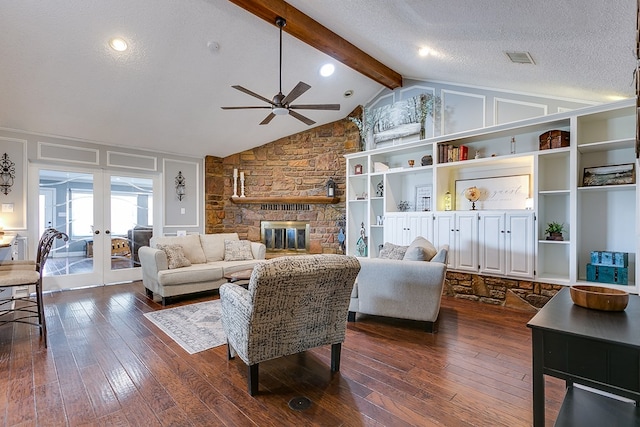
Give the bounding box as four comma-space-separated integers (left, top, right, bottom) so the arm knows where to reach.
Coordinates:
229, 196, 340, 204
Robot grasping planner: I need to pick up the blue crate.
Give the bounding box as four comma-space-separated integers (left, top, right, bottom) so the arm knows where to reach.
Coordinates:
590, 251, 628, 267
586, 263, 629, 285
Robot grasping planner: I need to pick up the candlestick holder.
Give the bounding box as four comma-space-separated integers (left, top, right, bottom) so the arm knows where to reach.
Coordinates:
240, 176, 246, 197
232, 176, 239, 197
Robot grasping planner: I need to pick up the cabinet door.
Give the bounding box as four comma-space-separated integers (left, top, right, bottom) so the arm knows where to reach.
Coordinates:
405, 214, 421, 245
455, 212, 478, 272
383, 214, 403, 245
506, 212, 535, 278
418, 214, 434, 243
479, 212, 505, 275
434, 213, 455, 268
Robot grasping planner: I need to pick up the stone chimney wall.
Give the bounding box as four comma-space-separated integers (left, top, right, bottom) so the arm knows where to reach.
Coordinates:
204, 115, 360, 254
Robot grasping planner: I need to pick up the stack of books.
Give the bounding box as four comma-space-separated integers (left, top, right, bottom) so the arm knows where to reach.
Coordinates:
438, 144, 468, 163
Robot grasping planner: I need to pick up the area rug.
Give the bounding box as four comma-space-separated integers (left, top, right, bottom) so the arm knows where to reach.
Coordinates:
144, 300, 226, 354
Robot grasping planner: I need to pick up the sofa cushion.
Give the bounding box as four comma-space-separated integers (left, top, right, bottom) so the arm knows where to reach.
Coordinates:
157, 263, 224, 286
224, 240, 254, 261
404, 237, 438, 261
379, 242, 407, 260
151, 234, 206, 264
200, 233, 239, 262
157, 244, 191, 269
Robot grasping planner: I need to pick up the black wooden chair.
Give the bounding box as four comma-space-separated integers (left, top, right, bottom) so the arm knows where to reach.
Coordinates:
0, 228, 68, 347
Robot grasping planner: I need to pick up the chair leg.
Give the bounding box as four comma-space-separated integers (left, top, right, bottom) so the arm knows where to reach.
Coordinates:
347, 311, 356, 322
425, 318, 438, 333
145, 288, 153, 299
248, 364, 259, 396
227, 340, 235, 360
331, 343, 341, 372
36, 280, 47, 348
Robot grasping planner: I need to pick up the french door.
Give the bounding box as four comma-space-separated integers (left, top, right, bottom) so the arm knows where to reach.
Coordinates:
32, 166, 159, 291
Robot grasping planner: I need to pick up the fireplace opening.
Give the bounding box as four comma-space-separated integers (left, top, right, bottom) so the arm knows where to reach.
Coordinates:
261, 221, 310, 254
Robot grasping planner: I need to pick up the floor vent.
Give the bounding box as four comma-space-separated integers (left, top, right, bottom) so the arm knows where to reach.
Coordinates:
288, 396, 312, 411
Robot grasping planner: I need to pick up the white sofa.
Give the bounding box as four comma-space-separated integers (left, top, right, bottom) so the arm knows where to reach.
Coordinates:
139, 233, 266, 305
348, 237, 448, 333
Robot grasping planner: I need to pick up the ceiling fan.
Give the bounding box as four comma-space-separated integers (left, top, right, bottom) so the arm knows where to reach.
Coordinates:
221, 17, 340, 126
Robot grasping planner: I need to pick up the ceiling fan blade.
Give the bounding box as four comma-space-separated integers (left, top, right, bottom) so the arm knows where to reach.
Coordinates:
221, 106, 272, 110
289, 110, 316, 126
232, 85, 274, 105
260, 113, 276, 125
289, 104, 341, 111
282, 81, 311, 105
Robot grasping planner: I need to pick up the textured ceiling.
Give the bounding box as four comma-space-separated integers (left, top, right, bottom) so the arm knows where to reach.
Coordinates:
0, 0, 635, 158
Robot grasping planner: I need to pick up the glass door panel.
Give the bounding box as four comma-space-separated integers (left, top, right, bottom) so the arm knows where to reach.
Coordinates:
103, 174, 153, 284
38, 169, 101, 290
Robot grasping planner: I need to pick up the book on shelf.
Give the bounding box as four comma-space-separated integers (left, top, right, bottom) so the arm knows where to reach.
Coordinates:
460, 145, 468, 160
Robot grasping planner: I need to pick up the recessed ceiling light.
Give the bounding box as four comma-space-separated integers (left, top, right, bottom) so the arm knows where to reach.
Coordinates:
109, 37, 128, 52
320, 63, 335, 77
343, 90, 354, 98
418, 47, 431, 57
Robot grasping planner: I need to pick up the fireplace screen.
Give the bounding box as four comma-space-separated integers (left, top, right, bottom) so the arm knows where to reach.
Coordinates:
261, 221, 310, 253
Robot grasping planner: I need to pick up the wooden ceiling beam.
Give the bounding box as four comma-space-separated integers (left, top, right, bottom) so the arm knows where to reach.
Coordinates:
227, 0, 403, 90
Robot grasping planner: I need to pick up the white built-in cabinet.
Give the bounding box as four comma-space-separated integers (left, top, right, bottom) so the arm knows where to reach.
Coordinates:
345, 98, 639, 293
478, 211, 535, 278
433, 212, 478, 272
384, 213, 432, 246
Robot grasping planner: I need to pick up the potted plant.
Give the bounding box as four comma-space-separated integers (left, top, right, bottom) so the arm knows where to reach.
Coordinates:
545, 222, 565, 241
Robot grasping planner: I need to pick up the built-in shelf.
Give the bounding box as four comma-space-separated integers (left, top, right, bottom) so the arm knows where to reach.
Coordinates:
229, 196, 340, 204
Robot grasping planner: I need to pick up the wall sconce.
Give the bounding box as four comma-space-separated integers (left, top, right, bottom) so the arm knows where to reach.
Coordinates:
0, 153, 15, 196
175, 171, 186, 201
326, 177, 336, 197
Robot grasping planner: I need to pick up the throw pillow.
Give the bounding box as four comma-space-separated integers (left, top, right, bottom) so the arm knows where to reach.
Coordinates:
403, 236, 438, 261
224, 240, 254, 261
157, 244, 191, 269
378, 242, 408, 260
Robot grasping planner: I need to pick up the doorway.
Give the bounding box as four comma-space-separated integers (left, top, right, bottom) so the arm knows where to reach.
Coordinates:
33, 166, 158, 291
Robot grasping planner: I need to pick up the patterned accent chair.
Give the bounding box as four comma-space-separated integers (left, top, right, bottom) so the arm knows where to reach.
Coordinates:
220, 254, 361, 396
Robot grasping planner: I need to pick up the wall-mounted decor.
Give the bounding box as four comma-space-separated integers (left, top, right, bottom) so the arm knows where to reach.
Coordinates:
0, 153, 15, 195
455, 174, 530, 210
326, 177, 336, 197
415, 185, 432, 211
370, 94, 441, 145
582, 163, 635, 187
175, 171, 186, 201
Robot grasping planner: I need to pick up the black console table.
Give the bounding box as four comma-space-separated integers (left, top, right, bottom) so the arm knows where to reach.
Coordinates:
527, 288, 640, 426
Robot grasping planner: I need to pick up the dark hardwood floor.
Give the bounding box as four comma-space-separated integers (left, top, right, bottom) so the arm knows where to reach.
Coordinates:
0, 282, 565, 426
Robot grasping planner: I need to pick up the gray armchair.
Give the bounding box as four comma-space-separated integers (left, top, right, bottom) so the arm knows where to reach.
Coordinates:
348, 245, 448, 333
220, 254, 361, 395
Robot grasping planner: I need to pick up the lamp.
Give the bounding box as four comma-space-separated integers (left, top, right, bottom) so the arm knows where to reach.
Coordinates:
444, 191, 452, 211
175, 171, 186, 201
0, 153, 15, 196
326, 177, 336, 197
464, 186, 480, 210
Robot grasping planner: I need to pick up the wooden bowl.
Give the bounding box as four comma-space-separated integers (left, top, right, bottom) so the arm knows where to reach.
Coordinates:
570, 285, 629, 311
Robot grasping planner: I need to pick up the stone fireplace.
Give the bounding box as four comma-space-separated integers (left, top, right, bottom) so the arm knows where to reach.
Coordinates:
260, 221, 310, 254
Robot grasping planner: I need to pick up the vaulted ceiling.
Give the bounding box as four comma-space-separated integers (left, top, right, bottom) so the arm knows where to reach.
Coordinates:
0, 0, 635, 158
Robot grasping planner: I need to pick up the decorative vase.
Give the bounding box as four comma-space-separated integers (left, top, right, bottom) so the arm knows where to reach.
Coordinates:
546, 232, 563, 241
421, 155, 433, 166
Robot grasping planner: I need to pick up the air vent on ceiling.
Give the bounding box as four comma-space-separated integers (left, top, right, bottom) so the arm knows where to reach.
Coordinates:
505, 51, 535, 64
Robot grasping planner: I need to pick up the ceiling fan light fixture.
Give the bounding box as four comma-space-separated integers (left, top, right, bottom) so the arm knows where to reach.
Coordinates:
273, 107, 289, 116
